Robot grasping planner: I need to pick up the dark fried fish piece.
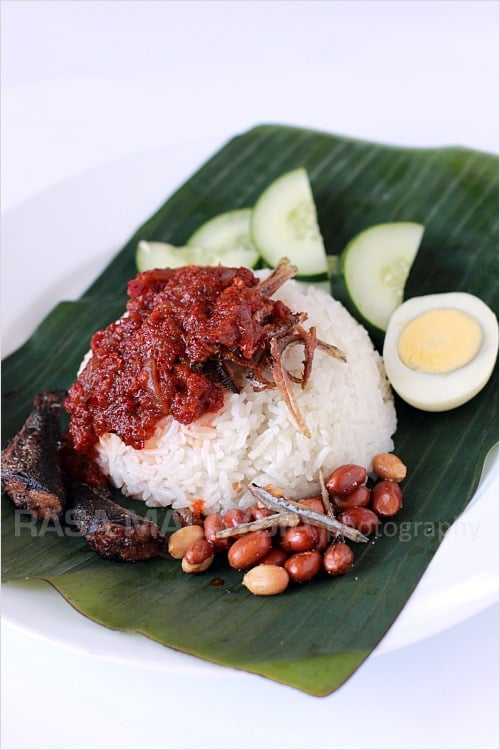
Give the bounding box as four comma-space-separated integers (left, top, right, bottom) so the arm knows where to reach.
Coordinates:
1, 390, 66, 521
66, 479, 168, 562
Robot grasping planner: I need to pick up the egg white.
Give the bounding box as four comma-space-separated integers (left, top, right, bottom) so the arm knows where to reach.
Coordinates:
383, 292, 499, 411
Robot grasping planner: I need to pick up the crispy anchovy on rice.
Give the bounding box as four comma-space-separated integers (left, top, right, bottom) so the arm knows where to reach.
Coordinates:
66, 261, 397, 513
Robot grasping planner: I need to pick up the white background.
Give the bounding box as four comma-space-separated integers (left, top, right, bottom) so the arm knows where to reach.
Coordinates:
1, 2, 499, 749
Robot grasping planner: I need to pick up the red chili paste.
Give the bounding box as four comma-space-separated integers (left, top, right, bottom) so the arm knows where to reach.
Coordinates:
65, 265, 293, 453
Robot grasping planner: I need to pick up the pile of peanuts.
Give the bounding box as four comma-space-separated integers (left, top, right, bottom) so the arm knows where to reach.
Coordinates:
167, 452, 407, 596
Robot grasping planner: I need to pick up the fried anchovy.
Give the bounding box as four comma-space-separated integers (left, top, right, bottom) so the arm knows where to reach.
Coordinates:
316, 338, 347, 363
269, 336, 312, 438
319, 467, 335, 518
256, 257, 298, 297
1, 390, 67, 521
66, 479, 168, 562
215, 511, 300, 538
248, 483, 369, 543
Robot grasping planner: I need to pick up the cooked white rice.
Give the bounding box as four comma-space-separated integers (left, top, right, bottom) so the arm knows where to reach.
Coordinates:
94, 276, 397, 513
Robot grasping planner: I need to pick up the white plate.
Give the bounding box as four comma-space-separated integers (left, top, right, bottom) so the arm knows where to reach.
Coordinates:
1, 137, 498, 672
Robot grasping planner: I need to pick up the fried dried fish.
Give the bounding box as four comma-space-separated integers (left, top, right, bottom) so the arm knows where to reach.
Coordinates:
1, 390, 66, 521
66, 479, 168, 562
248, 483, 369, 544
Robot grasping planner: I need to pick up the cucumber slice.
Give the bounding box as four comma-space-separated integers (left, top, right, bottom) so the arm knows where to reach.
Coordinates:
136, 237, 257, 273
186, 208, 259, 268
251, 168, 328, 277
136, 241, 191, 271
332, 222, 425, 336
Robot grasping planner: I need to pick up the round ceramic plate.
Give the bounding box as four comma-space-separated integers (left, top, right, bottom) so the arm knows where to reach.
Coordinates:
1, 139, 498, 672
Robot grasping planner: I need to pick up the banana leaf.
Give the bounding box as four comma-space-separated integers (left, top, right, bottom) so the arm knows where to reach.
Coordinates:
2, 124, 498, 696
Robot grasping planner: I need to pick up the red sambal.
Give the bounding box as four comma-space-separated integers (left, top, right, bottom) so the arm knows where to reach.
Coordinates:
65, 263, 305, 453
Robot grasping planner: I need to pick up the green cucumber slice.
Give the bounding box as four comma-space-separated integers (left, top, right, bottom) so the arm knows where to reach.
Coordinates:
186, 208, 259, 268
136, 237, 257, 272
136, 241, 191, 271
251, 168, 328, 277
332, 222, 425, 336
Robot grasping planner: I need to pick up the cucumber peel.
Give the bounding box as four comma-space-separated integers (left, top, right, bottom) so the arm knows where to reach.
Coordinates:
331, 222, 425, 340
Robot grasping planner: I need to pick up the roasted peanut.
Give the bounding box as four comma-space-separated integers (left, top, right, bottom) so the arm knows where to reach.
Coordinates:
372, 453, 407, 483
168, 524, 206, 559
184, 538, 214, 565
323, 542, 354, 576
332, 485, 372, 511
314, 526, 330, 552
223, 508, 252, 527
280, 524, 319, 553
372, 480, 403, 517
285, 550, 322, 582
204, 513, 231, 552
181, 538, 215, 573
297, 497, 329, 549
326, 464, 367, 495
337, 506, 379, 536
260, 547, 289, 566
247, 505, 274, 521
227, 530, 272, 569
242, 564, 290, 596
181, 554, 214, 574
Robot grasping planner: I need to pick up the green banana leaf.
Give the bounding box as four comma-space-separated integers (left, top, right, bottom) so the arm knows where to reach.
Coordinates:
2, 124, 498, 696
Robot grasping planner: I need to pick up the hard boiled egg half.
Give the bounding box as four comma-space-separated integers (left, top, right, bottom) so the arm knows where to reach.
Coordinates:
383, 292, 499, 411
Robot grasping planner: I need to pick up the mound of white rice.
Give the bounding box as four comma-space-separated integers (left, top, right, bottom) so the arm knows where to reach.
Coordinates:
94, 276, 397, 513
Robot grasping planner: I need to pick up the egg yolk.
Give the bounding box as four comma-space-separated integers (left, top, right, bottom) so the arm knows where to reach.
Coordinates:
397, 307, 482, 374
